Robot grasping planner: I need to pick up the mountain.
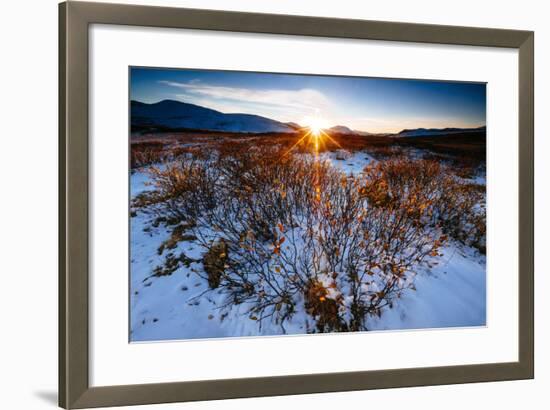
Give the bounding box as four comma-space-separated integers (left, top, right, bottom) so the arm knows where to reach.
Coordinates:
328, 125, 374, 136
395, 126, 486, 138
285, 122, 302, 130
329, 125, 354, 134
131, 100, 298, 134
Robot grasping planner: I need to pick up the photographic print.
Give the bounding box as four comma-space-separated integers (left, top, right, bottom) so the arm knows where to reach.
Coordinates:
129, 67, 487, 342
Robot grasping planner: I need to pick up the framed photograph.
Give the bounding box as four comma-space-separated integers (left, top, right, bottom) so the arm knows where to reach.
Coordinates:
59, 1, 534, 408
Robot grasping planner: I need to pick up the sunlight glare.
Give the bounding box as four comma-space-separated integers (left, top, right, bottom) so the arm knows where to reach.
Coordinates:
303, 115, 329, 137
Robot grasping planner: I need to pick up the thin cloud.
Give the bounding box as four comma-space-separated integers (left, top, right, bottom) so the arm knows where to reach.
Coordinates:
159, 80, 331, 113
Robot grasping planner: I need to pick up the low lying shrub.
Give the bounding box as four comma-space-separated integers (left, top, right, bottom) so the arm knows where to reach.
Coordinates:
134, 145, 485, 332
131, 141, 166, 169
362, 157, 486, 252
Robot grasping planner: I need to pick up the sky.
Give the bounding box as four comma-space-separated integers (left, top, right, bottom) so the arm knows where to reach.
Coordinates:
130, 67, 486, 134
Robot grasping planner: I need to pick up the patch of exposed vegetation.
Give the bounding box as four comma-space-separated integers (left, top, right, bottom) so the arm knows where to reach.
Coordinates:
157, 222, 198, 255
202, 240, 228, 289
152, 251, 195, 277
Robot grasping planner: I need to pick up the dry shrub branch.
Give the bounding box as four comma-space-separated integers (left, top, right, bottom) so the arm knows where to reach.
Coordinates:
133, 144, 485, 332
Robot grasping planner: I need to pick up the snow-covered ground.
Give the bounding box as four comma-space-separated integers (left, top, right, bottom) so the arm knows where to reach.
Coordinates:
130, 147, 486, 342
369, 245, 485, 330
321, 150, 376, 175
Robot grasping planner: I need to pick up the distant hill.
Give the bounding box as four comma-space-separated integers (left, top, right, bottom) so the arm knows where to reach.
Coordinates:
328, 125, 374, 136
329, 125, 354, 134
131, 100, 298, 134
395, 126, 486, 138
285, 122, 302, 130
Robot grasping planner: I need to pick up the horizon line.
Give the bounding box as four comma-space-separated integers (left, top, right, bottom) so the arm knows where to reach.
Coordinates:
130, 98, 487, 135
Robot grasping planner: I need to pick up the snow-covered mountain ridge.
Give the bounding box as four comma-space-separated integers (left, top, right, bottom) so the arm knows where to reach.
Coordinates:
132, 99, 298, 133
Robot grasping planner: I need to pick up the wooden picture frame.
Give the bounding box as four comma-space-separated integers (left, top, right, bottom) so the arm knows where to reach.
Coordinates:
59, 1, 534, 408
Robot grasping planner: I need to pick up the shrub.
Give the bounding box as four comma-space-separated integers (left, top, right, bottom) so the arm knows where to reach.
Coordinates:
203, 240, 228, 289
134, 145, 485, 332
362, 157, 486, 251
131, 141, 166, 168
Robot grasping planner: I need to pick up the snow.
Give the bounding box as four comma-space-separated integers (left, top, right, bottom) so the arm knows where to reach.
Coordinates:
130, 145, 486, 342
322, 149, 376, 175
130, 212, 311, 340
369, 245, 486, 331
130, 168, 156, 196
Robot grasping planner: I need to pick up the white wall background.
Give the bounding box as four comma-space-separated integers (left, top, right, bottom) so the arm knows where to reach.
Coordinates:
0, 0, 546, 409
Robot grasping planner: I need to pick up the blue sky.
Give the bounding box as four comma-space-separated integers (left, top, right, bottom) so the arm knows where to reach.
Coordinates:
130, 67, 486, 133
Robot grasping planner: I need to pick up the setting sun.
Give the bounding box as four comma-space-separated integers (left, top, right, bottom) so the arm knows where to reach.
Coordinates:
303, 115, 329, 136
282, 113, 344, 156
310, 125, 322, 137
